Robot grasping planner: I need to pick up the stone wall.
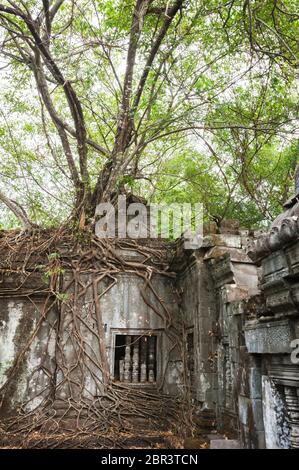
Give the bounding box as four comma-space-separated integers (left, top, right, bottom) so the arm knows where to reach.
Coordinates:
174, 217, 299, 449
174, 226, 265, 447
244, 203, 299, 449
0, 240, 183, 420
55, 268, 182, 406
175, 251, 218, 408
1, 213, 299, 448
0, 295, 57, 415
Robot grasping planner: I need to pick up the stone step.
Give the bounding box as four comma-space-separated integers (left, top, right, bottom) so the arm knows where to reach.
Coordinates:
207, 433, 227, 441
210, 439, 242, 449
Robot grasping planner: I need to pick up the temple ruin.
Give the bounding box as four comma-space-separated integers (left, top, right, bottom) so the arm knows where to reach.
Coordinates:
0, 196, 299, 449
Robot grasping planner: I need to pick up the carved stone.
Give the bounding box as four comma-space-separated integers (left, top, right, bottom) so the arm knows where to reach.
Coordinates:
119, 359, 124, 382
124, 336, 132, 383
132, 341, 139, 383
140, 336, 148, 383
245, 320, 293, 354
148, 336, 156, 383
284, 386, 299, 449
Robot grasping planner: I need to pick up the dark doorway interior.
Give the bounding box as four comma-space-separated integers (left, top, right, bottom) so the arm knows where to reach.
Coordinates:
187, 331, 195, 393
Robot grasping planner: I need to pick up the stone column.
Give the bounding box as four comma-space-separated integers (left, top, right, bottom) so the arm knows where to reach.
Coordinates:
148, 336, 156, 383
119, 359, 124, 382
132, 339, 140, 383
124, 336, 132, 383
140, 336, 147, 383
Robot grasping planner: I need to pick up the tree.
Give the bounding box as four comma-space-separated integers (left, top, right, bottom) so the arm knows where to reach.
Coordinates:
0, 0, 297, 229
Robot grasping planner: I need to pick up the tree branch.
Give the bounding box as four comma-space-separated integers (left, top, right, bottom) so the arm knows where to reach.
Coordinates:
0, 189, 33, 228
32, 52, 82, 188
132, 0, 183, 112
113, 0, 151, 155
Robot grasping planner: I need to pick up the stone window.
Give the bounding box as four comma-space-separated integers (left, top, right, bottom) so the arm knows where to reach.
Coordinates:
113, 334, 157, 384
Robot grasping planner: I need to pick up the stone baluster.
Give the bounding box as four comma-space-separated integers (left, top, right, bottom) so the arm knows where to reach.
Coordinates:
140, 336, 148, 382
124, 336, 132, 383
140, 363, 147, 383
132, 339, 140, 383
148, 336, 156, 383
284, 386, 299, 448
119, 359, 124, 382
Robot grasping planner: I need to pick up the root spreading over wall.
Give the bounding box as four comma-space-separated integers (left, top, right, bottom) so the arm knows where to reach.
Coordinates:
0, 228, 193, 448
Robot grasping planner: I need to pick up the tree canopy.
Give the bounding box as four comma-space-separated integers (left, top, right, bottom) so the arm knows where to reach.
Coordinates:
0, 0, 298, 230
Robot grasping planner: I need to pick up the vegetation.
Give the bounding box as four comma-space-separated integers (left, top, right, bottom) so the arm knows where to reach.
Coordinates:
0, 0, 298, 230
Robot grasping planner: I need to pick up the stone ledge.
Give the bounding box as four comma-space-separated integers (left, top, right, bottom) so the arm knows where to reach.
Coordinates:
202, 234, 242, 249
245, 319, 293, 354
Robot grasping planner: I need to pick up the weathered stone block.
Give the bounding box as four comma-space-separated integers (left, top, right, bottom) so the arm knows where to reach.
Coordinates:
233, 262, 259, 289
255, 431, 266, 449
220, 219, 240, 234
207, 433, 226, 440
286, 243, 299, 277
245, 320, 293, 354
203, 234, 242, 249
210, 256, 235, 287
222, 285, 249, 303
289, 283, 299, 309
210, 439, 242, 449
262, 250, 290, 284
264, 284, 297, 315
251, 399, 265, 431
211, 256, 258, 290
249, 367, 262, 399
238, 396, 264, 431
238, 396, 250, 426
